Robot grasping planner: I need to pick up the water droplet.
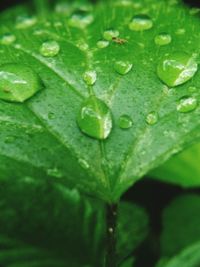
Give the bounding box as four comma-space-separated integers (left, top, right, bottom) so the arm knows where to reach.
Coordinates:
77, 42, 89, 51
47, 167, 63, 178
78, 159, 90, 169
5, 136, 16, 144
118, 115, 133, 129
55, 3, 72, 15
103, 30, 119, 41
154, 33, 172, 46
114, 61, 133, 75
97, 40, 109, 49
189, 7, 200, 15
48, 112, 55, 120
129, 14, 153, 31
177, 96, 198, 113
157, 52, 198, 87
83, 70, 97, 86
146, 111, 158, 125
16, 15, 37, 29
77, 96, 113, 140
68, 12, 94, 29
0, 63, 42, 103
40, 40, 60, 57
0, 33, 16, 45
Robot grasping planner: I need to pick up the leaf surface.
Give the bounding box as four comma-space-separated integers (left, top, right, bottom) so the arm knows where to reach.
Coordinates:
0, 0, 200, 201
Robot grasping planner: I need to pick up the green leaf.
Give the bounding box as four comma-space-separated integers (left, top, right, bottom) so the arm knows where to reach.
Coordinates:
157, 241, 200, 267
0, 176, 148, 266
0, 0, 200, 201
120, 257, 135, 267
150, 142, 200, 187
161, 194, 200, 257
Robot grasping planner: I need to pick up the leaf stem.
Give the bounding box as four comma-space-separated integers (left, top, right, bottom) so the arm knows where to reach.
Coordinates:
105, 203, 118, 267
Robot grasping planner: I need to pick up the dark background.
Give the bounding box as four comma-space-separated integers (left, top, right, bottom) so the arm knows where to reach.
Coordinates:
0, 0, 200, 11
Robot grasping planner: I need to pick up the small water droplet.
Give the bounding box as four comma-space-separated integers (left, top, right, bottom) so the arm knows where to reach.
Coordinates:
77, 96, 113, 140
103, 29, 119, 41
154, 33, 172, 46
55, 3, 72, 15
114, 61, 133, 75
69, 12, 94, 29
83, 70, 97, 86
157, 52, 198, 87
16, 15, 37, 29
77, 42, 89, 51
47, 167, 63, 178
146, 111, 158, 125
0, 33, 16, 45
78, 159, 90, 169
177, 96, 198, 113
40, 40, 60, 57
97, 40, 109, 49
129, 14, 153, 31
118, 115, 133, 129
0, 63, 43, 103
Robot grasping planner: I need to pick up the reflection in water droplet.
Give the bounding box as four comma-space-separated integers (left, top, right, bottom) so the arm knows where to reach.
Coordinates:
103, 30, 119, 41
69, 13, 94, 29
157, 52, 198, 87
177, 96, 198, 113
16, 15, 37, 29
40, 40, 60, 57
77, 96, 113, 140
114, 61, 133, 75
83, 70, 97, 86
47, 168, 63, 178
154, 33, 172, 46
0, 63, 43, 102
0, 33, 16, 45
118, 115, 133, 129
97, 40, 109, 49
129, 14, 153, 31
146, 111, 158, 125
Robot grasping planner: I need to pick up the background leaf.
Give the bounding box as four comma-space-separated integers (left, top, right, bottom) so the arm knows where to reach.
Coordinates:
0, 0, 200, 202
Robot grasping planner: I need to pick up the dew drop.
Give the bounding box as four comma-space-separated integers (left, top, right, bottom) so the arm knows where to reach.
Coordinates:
154, 33, 172, 46
129, 14, 153, 31
103, 29, 119, 41
114, 61, 133, 75
83, 70, 97, 86
118, 115, 133, 129
0, 33, 16, 45
97, 40, 109, 49
146, 111, 158, 125
16, 15, 37, 29
175, 28, 185, 35
177, 96, 198, 113
0, 63, 43, 103
157, 52, 198, 87
40, 40, 60, 57
77, 96, 113, 140
68, 12, 94, 29
78, 159, 90, 169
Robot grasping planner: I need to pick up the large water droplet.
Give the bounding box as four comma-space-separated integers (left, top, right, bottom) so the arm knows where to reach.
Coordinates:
114, 61, 133, 75
157, 52, 198, 87
0, 33, 16, 45
68, 12, 94, 29
146, 111, 158, 125
40, 40, 60, 57
154, 33, 172, 46
77, 96, 113, 140
16, 15, 37, 29
0, 63, 42, 102
118, 115, 133, 129
177, 96, 198, 113
83, 70, 97, 86
103, 29, 119, 41
129, 14, 153, 31
97, 40, 109, 49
